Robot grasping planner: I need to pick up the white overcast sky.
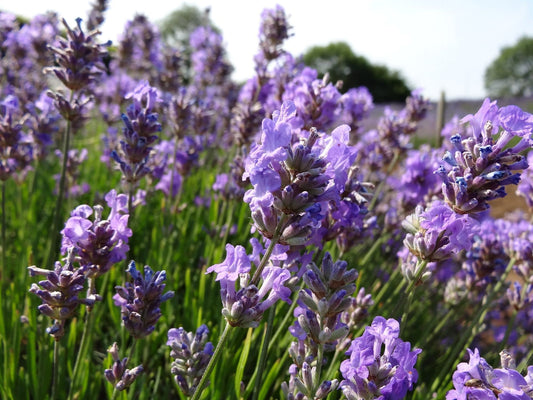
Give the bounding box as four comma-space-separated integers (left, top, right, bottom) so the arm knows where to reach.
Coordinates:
3, 0, 533, 101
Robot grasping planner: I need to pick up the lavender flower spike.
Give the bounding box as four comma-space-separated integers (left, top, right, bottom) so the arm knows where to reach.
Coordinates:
113, 261, 174, 339
28, 249, 98, 340
339, 316, 421, 400
167, 325, 214, 396
446, 348, 532, 400
206, 242, 291, 328
104, 342, 143, 391
435, 99, 533, 214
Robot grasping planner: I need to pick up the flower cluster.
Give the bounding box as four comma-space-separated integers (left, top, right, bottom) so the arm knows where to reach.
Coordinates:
447, 348, 533, 400
244, 101, 357, 248
0, 95, 33, 182
339, 316, 421, 400
436, 99, 533, 214
283, 253, 359, 399
167, 325, 214, 396
111, 81, 162, 187
60, 189, 132, 278
28, 250, 98, 340
402, 200, 478, 265
113, 261, 174, 339
206, 242, 292, 328
104, 342, 144, 391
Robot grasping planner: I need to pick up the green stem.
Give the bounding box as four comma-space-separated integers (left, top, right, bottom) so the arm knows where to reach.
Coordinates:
52, 339, 60, 400
399, 260, 428, 331
252, 307, 276, 400
250, 214, 287, 285
1, 180, 5, 279
191, 322, 233, 400
48, 115, 73, 267
68, 277, 97, 400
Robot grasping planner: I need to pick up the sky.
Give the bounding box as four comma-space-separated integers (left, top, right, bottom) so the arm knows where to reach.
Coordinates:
3, 0, 533, 101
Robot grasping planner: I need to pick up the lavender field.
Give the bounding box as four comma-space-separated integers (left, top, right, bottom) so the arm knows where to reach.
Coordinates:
1, 3, 533, 400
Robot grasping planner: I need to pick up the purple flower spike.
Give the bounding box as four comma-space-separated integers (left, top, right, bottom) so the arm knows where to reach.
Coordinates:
436, 99, 533, 214
61, 192, 132, 278
339, 316, 421, 400
402, 200, 478, 264
104, 342, 143, 391
167, 325, 214, 396
114, 261, 174, 339
447, 348, 532, 400
28, 250, 99, 340
206, 242, 292, 328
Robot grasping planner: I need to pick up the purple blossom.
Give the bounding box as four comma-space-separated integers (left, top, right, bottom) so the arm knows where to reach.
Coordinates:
167, 325, 214, 396
206, 241, 291, 328
104, 342, 143, 391
446, 348, 532, 400
436, 99, 533, 214
113, 261, 174, 339
339, 316, 421, 400
402, 200, 479, 263
111, 81, 161, 186
60, 190, 132, 277
28, 250, 98, 340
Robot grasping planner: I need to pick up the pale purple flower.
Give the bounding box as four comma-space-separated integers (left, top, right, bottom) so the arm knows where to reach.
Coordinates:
402, 200, 478, 263
61, 190, 132, 277
446, 348, 532, 400
206, 241, 291, 328
436, 99, 533, 214
339, 316, 421, 400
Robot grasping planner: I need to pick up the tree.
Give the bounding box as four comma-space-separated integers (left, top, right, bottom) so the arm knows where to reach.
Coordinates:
302, 41, 411, 103
157, 4, 219, 49
485, 36, 533, 98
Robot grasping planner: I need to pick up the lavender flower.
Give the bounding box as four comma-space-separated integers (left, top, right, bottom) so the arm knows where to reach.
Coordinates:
206, 242, 291, 328
0, 95, 33, 182
435, 99, 533, 214
339, 316, 421, 400
446, 348, 532, 400
402, 200, 478, 264
167, 325, 214, 396
516, 150, 533, 211
104, 342, 143, 391
244, 101, 357, 248
283, 253, 358, 399
28, 250, 98, 340
60, 190, 131, 278
111, 81, 162, 187
113, 261, 174, 339
45, 17, 110, 92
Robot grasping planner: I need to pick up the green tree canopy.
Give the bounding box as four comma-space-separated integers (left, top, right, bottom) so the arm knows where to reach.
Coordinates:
484, 36, 533, 98
302, 41, 411, 103
157, 4, 219, 49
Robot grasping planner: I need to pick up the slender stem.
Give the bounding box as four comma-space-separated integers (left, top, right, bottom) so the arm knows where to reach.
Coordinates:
67, 309, 93, 400
399, 259, 428, 332
252, 306, 276, 400
52, 339, 60, 399
48, 111, 73, 266
68, 277, 97, 400
500, 311, 517, 351
1, 180, 5, 279
191, 322, 232, 400
250, 214, 287, 285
